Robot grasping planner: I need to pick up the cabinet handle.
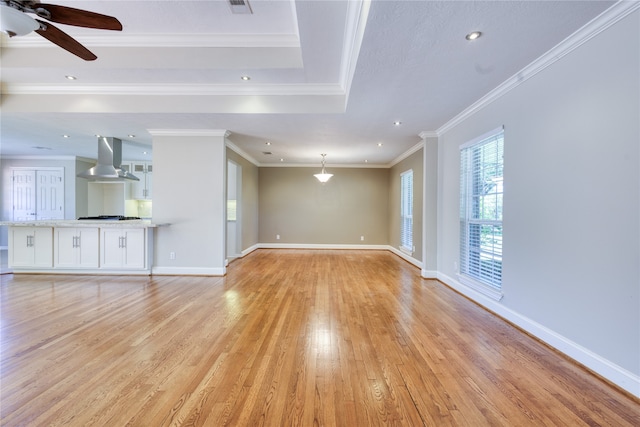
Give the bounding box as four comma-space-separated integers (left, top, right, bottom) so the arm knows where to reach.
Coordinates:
122, 236, 127, 248
26, 235, 32, 247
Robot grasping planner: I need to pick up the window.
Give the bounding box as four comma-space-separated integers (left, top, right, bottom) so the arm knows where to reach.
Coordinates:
459, 128, 504, 299
400, 169, 413, 253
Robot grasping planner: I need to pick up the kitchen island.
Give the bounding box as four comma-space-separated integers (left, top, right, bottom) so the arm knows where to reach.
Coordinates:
1, 220, 164, 275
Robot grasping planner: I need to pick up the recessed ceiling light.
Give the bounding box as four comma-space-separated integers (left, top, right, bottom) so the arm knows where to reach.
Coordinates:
143, 151, 148, 155
95, 134, 101, 137
63, 134, 70, 138
128, 134, 135, 138
364, 160, 368, 163
265, 141, 271, 146
393, 121, 402, 126
65, 75, 77, 80
465, 31, 482, 41
377, 143, 383, 147
241, 75, 251, 81
280, 158, 284, 162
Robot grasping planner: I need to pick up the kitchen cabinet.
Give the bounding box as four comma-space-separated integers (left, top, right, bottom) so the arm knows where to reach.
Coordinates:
9, 226, 53, 268
3, 221, 158, 275
131, 162, 152, 200
101, 228, 146, 269
54, 227, 99, 268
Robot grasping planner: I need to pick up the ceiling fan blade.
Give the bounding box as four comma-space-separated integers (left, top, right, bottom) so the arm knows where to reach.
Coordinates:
35, 20, 97, 61
34, 4, 122, 31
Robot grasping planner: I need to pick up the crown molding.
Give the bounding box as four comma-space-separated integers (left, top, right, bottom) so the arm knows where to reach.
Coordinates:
258, 162, 388, 168
226, 140, 259, 166
1, 33, 300, 48
437, 1, 640, 136
5, 83, 346, 97
148, 129, 230, 137
388, 141, 424, 167
419, 131, 438, 139
340, 0, 372, 99
1, 155, 77, 161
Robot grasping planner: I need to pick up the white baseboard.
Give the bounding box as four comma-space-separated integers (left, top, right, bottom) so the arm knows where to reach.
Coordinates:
386, 246, 423, 269
241, 244, 259, 257
254, 243, 424, 270
151, 266, 226, 276
421, 269, 437, 278
257, 243, 390, 250
436, 272, 640, 398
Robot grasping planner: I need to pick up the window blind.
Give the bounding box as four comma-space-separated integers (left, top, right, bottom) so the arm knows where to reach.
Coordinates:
400, 170, 413, 252
460, 130, 504, 291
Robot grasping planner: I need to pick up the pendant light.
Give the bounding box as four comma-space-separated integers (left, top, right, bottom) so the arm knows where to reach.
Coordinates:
0, 5, 39, 37
314, 154, 333, 183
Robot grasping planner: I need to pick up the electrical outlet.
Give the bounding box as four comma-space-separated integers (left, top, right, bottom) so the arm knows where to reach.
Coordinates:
170, 251, 176, 260
360, 235, 365, 241
276, 234, 280, 240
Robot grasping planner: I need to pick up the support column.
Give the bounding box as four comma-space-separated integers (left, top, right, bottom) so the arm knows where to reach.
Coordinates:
149, 129, 229, 275
420, 131, 438, 278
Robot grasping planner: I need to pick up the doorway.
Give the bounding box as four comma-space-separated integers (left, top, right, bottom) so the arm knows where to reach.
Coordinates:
12, 168, 65, 221
226, 160, 242, 260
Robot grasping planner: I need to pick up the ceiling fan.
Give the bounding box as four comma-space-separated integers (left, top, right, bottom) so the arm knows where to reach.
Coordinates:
0, 0, 122, 60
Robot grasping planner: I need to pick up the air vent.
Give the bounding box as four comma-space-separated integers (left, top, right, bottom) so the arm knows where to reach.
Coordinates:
262, 151, 272, 155
228, 0, 253, 14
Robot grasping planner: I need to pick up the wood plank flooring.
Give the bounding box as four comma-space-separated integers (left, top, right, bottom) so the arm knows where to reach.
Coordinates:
1, 249, 638, 426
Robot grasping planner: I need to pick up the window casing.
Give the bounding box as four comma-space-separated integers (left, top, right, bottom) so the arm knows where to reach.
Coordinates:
459, 128, 504, 299
400, 170, 413, 253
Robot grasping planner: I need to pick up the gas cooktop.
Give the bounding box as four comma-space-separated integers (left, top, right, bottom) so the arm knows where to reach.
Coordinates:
77, 215, 141, 221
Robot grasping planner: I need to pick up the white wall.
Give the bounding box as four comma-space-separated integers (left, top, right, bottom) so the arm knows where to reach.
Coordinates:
151, 130, 227, 275
436, 9, 639, 394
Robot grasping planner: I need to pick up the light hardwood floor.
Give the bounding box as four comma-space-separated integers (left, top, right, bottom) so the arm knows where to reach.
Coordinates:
1, 249, 638, 426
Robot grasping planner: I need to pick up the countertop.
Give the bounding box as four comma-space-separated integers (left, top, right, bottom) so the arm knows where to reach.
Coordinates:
0, 220, 168, 228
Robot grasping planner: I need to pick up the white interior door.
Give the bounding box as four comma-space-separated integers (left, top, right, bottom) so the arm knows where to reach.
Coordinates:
12, 170, 36, 221
12, 168, 64, 221
36, 170, 64, 220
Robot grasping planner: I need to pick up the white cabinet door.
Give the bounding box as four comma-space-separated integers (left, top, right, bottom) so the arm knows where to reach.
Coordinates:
122, 229, 145, 268
131, 162, 152, 199
9, 227, 53, 268
55, 228, 99, 268
101, 228, 146, 269
55, 228, 77, 267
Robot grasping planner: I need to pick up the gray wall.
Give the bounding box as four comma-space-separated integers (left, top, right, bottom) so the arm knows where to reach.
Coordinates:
259, 167, 389, 244
437, 10, 639, 376
226, 148, 259, 252
152, 132, 226, 275
389, 149, 423, 261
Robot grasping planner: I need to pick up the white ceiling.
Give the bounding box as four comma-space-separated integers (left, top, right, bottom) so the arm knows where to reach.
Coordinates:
0, 0, 615, 165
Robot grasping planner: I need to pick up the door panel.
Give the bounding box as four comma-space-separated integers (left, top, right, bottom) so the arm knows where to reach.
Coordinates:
36, 170, 64, 220
12, 170, 36, 221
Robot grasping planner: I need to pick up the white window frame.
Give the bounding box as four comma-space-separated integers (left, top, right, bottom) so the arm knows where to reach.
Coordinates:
459, 127, 504, 301
400, 169, 413, 254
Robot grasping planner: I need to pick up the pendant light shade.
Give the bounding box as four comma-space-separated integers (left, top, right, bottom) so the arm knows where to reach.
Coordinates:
0, 5, 39, 37
314, 154, 333, 183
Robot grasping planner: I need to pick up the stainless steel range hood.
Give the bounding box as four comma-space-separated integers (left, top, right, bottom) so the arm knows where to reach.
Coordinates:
77, 137, 140, 181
